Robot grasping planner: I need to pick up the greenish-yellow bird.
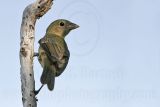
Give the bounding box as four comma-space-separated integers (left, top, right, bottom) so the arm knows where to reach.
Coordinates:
37, 19, 79, 93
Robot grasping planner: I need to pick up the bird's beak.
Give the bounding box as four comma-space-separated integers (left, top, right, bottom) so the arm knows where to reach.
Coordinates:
68, 22, 79, 30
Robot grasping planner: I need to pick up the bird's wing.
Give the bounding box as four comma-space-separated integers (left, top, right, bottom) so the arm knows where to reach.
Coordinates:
39, 37, 57, 62
38, 36, 70, 65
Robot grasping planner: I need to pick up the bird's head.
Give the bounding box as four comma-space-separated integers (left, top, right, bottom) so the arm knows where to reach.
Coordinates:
46, 19, 79, 38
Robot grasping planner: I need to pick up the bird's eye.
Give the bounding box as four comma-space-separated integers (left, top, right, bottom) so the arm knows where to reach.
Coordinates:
60, 22, 64, 26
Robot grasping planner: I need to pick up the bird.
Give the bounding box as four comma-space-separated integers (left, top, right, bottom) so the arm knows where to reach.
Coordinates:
35, 19, 79, 94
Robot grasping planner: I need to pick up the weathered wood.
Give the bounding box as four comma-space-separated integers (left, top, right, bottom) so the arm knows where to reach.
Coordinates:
20, 0, 53, 107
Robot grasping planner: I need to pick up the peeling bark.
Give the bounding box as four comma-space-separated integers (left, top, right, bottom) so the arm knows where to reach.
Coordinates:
20, 0, 53, 107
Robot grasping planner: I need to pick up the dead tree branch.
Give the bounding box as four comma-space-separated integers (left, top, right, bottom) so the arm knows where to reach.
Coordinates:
20, 0, 53, 107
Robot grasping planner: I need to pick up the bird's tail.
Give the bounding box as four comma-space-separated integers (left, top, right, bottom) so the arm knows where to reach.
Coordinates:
40, 66, 55, 91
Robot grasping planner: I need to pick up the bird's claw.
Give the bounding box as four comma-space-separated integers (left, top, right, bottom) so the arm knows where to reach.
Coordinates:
34, 52, 39, 57
34, 90, 40, 95
35, 97, 38, 102
34, 85, 44, 95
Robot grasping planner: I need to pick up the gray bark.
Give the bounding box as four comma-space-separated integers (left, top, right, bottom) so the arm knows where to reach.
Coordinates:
20, 0, 53, 107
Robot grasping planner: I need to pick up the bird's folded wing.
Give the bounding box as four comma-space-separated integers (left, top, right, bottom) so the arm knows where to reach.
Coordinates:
38, 37, 67, 63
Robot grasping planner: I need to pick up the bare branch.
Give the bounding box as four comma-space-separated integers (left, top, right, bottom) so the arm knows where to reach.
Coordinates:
20, 0, 53, 107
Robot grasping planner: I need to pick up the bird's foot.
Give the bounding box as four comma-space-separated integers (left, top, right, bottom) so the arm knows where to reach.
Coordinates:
34, 85, 44, 95
34, 52, 39, 57
35, 97, 38, 102
34, 90, 40, 95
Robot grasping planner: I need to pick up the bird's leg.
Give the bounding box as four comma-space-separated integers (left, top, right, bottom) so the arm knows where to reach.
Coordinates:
34, 52, 39, 57
34, 85, 44, 95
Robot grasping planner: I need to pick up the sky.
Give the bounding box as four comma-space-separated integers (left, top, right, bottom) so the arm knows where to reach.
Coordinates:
0, 0, 160, 107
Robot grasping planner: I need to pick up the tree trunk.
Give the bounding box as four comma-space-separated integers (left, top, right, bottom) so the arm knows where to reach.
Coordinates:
20, 0, 53, 107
